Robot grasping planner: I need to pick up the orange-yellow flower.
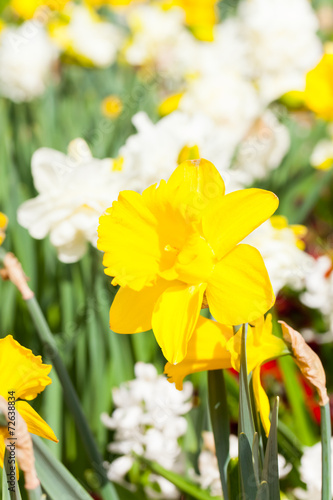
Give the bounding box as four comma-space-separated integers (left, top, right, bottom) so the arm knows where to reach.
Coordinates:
0, 213, 8, 246
0, 336, 57, 468
165, 314, 288, 435
98, 159, 278, 364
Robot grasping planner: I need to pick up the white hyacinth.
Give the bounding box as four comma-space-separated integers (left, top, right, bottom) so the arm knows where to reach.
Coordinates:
101, 362, 193, 499
0, 21, 58, 102
17, 139, 127, 263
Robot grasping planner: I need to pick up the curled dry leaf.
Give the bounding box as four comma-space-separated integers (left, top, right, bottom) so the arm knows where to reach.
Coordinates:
279, 321, 329, 406
0, 252, 34, 300
0, 396, 40, 490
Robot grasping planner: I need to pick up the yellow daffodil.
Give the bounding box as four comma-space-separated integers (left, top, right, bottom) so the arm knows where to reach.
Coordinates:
168, 0, 218, 41
0, 213, 8, 245
102, 95, 123, 119
304, 52, 333, 121
165, 314, 288, 435
0, 336, 57, 467
10, 0, 68, 19
98, 159, 278, 364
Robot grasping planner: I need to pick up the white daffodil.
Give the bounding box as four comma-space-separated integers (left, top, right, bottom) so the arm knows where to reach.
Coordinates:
17, 139, 127, 263
244, 216, 314, 294
101, 362, 193, 499
311, 138, 333, 170
238, 0, 322, 103
50, 4, 123, 68
233, 110, 290, 185
0, 21, 58, 102
300, 255, 333, 336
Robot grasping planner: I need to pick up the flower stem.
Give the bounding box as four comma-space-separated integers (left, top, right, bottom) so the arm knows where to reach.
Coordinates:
208, 369, 230, 500
321, 403, 332, 500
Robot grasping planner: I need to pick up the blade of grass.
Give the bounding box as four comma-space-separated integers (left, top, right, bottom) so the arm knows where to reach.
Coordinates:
321, 402, 332, 500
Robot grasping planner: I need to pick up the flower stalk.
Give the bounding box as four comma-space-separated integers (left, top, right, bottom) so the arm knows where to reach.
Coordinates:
321, 402, 332, 500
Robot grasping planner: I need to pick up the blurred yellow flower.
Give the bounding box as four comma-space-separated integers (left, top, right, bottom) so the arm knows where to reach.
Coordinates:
304, 53, 333, 121
102, 95, 123, 119
98, 158, 278, 364
170, 0, 218, 41
158, 92, 184, 116
165, 314, 288, 435
270, 215, 307, 250
0, 213, 8, 245
10, 0, 68, 19
0, 335, 57, 467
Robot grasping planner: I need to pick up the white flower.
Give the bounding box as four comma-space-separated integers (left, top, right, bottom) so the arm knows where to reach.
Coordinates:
310, 139, 333, 170
124, 5, 198, 81
300, 255, 333, 335
244, 217, 314, 294
0, 21, 58, 102
233, 110, 290, 185
238, 0, 322, 103
51, 5, 123, 68
179, 72, 261, 140
294, 439, 333, 500
102, 362, 193, 499
117, 110, 242, 193
17, 139, 127, 263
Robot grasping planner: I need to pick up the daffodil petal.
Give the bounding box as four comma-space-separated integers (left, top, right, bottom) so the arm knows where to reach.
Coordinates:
152, 283, 206, 364
165, 158, 225, 222
207, 244, 275, 325
98, 190, 162, 291
0, 336, 51, 401
164, 316, 233, 390
203, 188, 279, 259
0, 433, 5, 468
110, 279, 175, 333
15, 401, 58, 443
252, 366, 271, 437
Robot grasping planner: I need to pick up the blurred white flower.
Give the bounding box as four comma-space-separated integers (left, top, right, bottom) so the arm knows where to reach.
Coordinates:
117, 110, 241, 192
244, 216, 314, 294
17, 139, 126, 263
300, 255, 333, 335
101, 362, 193, 499
238, 0, 322, 103
50, 5, 123, 68
0, 21, 58, 102
294, 439, 333, 500
310, 139, 333, 170
124, 4, 198, 81
233, 110, 290, 185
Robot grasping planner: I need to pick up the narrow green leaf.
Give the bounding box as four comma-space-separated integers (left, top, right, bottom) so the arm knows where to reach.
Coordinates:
321, 403, 332, 500
2, 449, 11, 500
32, 435, 93, 500
238, 433, 258, 500
255, 481, 269, 500
208, 369, 230, 500
239, 324, 254, 444
262, 398, 280, 500
227, 457, 239, 500
138, 456, 219, 500
27, 485, 44, 500
252, 432, 260, 487
3, 448, 22, 500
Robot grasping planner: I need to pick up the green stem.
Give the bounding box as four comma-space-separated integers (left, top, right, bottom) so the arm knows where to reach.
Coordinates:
321, 403, 332, 500
25, 297, 118, 499
208, 370, 230, 500
27, 485, 43, 500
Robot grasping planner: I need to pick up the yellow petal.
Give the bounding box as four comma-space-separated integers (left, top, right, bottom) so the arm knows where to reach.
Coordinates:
0, 432, 5, 468
98, 190, 163, 290
165, 158, 225, 223
152, 283, 206, 364
164, 316, 233, 390
110, 279, 174, 333
0, 336, 51, 401
203, 188, 279, 259
16, 401, 58, 443
252, 366, 271, 437
226, 314, 287, 373
207, 245, 275, 326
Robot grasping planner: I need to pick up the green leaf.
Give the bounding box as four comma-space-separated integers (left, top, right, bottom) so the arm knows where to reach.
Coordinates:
321, 403, 332, 500
208, 369, 230, 500
255, 481, 269, 500
138, 456, 219, 500
3, 448, 22, 500
238, 433, 258, 500
227, 457, 239, 500
238, 324, 254, 445
262, 398, 280, 500
252, 432, 260, 487
32, 435, 93, 500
